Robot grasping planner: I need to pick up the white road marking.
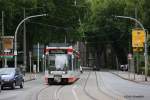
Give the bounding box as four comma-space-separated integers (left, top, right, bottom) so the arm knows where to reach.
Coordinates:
0, 91, 20, 100
72, 85, 79, 100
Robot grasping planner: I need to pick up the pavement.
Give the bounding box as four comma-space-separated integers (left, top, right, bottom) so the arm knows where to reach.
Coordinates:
110, 70, 150, 85
24, 73, 42, 82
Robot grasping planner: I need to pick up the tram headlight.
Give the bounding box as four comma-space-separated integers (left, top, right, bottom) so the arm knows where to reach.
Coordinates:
63, 71, 67, 74
62, 71, 65, 74
50, 71, 53, 74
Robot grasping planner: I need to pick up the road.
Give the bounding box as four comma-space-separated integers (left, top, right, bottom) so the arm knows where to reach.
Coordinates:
100, 72, 150, 100
0, 71, 150, 100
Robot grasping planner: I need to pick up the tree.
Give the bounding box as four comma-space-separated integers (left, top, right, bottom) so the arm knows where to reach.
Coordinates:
82, 0, 146, 68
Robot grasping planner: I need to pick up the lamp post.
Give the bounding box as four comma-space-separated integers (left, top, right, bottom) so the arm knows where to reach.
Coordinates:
29, 51, 32, 79
23, 7, 44, 73
114, 15, 148, 81
42, 54, 45, 72
14, 14, 47, 68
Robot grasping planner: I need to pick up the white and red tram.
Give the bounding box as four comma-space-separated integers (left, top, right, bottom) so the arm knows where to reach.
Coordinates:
44, 45, 80, 84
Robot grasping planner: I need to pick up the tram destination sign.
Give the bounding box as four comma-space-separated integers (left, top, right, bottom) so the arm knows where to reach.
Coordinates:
49, 49, 67, 54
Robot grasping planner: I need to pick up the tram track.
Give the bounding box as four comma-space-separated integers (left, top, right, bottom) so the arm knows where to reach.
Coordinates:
70, 71, 97, 100
35, 85, 66, 100
95, 71, 126, 100
35, 85, 50, 100
35, 71, 116, 100
83, 71, 100, 100
80, 71, 114, 100
75, 71, 98, 100
54, 85, 65, 100
94, 71, 114, 99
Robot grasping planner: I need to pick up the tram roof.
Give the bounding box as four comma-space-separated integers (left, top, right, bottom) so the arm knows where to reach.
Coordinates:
48, 43, 71, 47
46, 43, 79, 54
46, 46, 72, 50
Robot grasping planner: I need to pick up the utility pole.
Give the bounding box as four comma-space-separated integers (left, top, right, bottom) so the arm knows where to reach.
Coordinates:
1, 11, 4, 67
23, 8, 27, 71
74, 0, 77, 6
29, 51, 32, 77
135, 3, 139, 75
37, 42, 40, 72
2, 11, 7, 67
65, 35, 66, 44
42, 55, 45, 72
135, 5, 138, 27
2, 11, 4, 36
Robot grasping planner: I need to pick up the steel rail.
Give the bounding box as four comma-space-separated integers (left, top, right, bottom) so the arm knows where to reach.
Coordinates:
35, 86, 50, 100
55, 85, 65, 100
83, 71, 99, 100
95, 72, 114, 99
95, 71, 126, 100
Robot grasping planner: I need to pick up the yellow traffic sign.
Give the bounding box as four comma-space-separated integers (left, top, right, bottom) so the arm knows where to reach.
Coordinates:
132, 29, 145, 47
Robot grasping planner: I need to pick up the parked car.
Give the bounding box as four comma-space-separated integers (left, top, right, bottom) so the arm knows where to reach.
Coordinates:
120, 64, 128, 71
0, 68, 24, 89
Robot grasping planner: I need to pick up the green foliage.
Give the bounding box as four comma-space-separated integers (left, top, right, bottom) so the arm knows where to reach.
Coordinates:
81, 0, 150, 65
85, 0, 127, 44
0, 0, 89, 45
1, 0, 150, 64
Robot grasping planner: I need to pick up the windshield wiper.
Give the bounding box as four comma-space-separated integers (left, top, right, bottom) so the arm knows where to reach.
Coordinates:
0, 74, 8, 75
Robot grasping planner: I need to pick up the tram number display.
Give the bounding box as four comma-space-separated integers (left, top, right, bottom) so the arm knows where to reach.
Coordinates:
49, 49, 67, 54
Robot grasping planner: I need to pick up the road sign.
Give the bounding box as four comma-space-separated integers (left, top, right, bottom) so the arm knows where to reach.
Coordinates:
132, 29, 145, 48
0, 54, 14, 59
1, 36, 14, 50
4, 49, 11, 53
0, 56, 13, 59
128, 53, 132, 59
14, 51, 17, 55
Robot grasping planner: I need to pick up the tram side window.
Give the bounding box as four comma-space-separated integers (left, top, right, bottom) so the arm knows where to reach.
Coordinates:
75, 57, 80, 70
68, 55, 72, 70
74, 57, 77, 70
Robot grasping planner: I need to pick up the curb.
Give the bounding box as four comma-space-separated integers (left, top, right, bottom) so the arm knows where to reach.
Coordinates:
110, 71, 150, 85
23, 73, 38, 82
24, 78, 36, 82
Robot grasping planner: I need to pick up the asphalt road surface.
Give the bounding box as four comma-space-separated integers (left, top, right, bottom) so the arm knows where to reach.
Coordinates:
0, 71, 150, 100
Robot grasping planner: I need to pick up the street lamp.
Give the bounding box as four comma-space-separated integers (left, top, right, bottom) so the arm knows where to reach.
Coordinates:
114, 15, 148, 81
42, 54, 45, 72
23, 7, 44, 72
14, 14, 47, 68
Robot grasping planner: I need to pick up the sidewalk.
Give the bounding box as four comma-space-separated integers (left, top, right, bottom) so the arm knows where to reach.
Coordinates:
24, 73, 37, 82
110, 71, 150, 85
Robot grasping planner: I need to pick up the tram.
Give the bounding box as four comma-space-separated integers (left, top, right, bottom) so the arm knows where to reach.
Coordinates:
44, 44, 80, 85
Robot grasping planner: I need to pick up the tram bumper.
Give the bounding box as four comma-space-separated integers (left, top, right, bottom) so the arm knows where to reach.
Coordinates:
54, 75, 62, 83
48, 75, 77, 84
47, 71, 79, 84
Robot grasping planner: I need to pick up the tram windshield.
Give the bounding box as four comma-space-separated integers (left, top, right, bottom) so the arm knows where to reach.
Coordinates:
48, 54, 68, 71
